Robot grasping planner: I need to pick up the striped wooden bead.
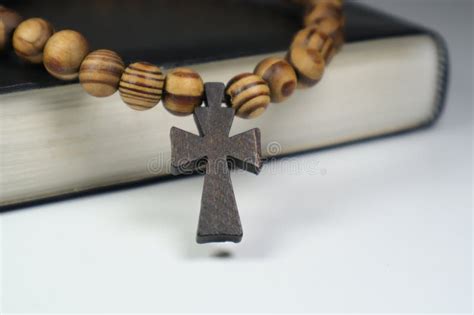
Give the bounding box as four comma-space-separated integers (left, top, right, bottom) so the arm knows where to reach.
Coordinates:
304, 3, 345, 53
332, 24, 345, 51
119, 62, 164, 111
225, 73, 270, 119
309, 0, 344, 7
292, 25, 335, 63
0, 6, 23, 52
163, 67, 204, 116
13, 18, 54, 64
314, 17, 344, 44
303, 0, 344, 27
43, 30, 89, 80
79, 49, 125, 97
293, 0, 343, 8
286, 45, 325, 89
254, 57, 297, 103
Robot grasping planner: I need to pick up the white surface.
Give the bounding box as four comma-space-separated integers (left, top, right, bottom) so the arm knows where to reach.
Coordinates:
1, 1, 472, 313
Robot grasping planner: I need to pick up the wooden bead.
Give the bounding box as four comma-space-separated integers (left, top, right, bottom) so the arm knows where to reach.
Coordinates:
293, 0, 343, 8
303, 1, 345, 53
163, 67, 204, 116
303, 0, 344, 27
332, 25, 345, 51
315, 17, 343, 39
254, 57, 297, 103
119, 62, 164, 111
225, 73, 270, 119
292, 25, 335, 63
43, 30, 89, 80
13, 18, 54, 64
286, 45, 325, 89
0, 6, 23, 51
312, 0, 344, 7
79, 49, 125, 97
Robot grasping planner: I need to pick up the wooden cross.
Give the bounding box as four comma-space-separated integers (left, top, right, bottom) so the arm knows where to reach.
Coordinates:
170, 82, 262, 244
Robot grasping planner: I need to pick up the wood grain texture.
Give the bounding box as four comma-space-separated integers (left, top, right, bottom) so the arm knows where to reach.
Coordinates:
0, 6, 23, 52
225, 73, 270, 119
13, 18, 54, 64
170, 83, 263, 243
287, 44, 325, 88
332, 20, 345, 52
303, 0, 344, 27
291, 0, 343, 7
312, 17, 345, 49
254, 57, 297, 103
163, 67, 204, 116
292, 25, 335, 63
43, 30, 89, 80
79, 49, 125, 97
119, 62, 164, 111
302, 0, 345, 54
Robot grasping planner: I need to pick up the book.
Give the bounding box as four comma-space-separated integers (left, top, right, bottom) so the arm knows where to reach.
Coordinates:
0, 1, 448, 209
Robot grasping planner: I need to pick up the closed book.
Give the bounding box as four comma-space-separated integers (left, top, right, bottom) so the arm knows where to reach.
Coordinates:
0, 1, 449, 209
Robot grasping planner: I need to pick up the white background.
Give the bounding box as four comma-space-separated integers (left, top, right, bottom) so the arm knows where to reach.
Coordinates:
1, 0, 472, 313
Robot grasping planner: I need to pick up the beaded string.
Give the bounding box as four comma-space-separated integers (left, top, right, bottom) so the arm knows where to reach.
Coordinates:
0, 0, 345, 119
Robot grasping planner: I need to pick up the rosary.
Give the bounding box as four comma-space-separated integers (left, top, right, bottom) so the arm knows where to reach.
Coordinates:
0, 0, 345, 243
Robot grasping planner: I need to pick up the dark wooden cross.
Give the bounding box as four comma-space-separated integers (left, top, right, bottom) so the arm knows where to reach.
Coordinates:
170, 82, 262, 244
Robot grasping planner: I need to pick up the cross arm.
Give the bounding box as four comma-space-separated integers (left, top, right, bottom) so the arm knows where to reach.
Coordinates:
170, 127, 206, 175
228, 128, 263, 175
